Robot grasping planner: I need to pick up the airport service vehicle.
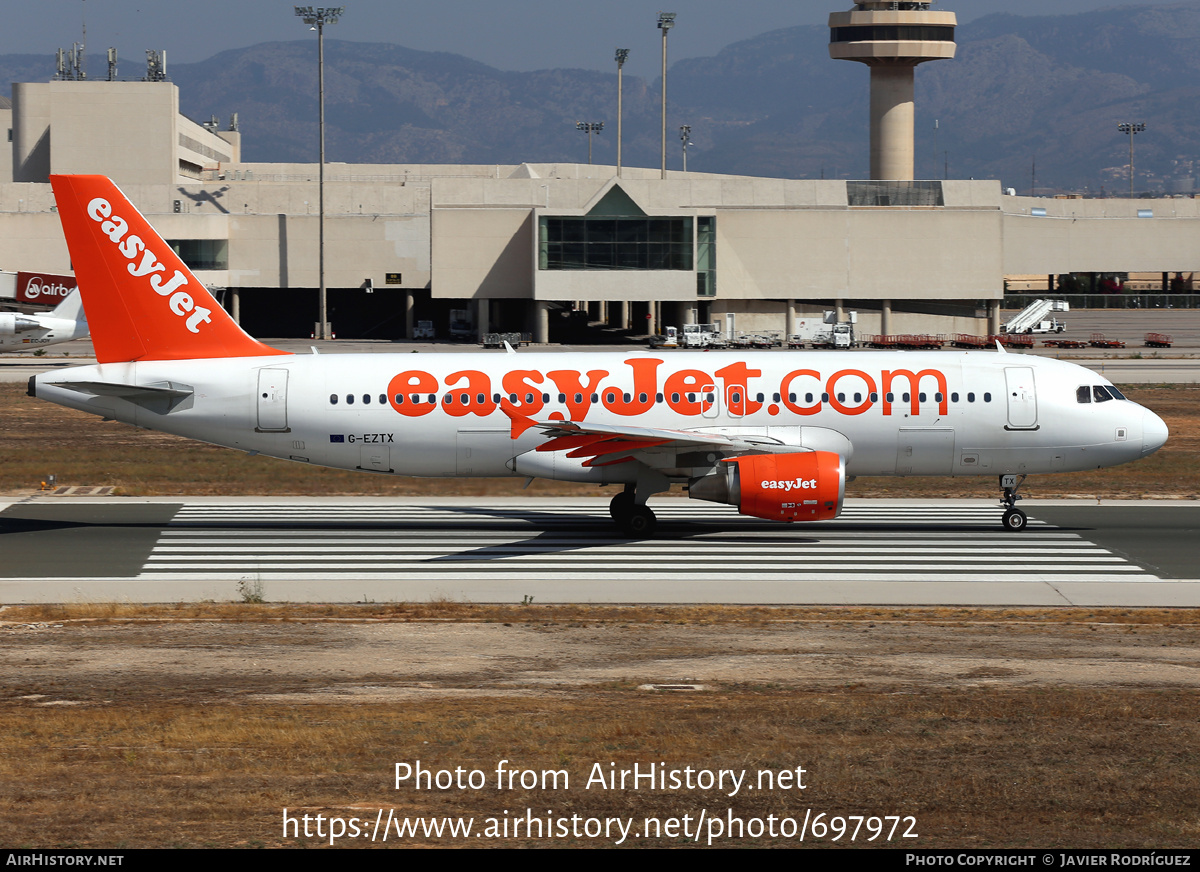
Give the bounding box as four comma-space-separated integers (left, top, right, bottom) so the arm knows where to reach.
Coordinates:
31, 176, 1168, 535
1003, 299, 1069, 334
650, 323, 726, 349
811, 322, 854, 349
681, 323, 725, 348
789, 313, 856, 349
0, 290, 88, 352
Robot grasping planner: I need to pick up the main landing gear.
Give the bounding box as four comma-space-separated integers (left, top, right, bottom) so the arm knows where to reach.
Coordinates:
999, 474, 1028, 532
610, 486, 657, 537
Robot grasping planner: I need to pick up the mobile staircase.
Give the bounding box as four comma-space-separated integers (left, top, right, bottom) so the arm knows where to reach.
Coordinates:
1002, 299, 1069, 334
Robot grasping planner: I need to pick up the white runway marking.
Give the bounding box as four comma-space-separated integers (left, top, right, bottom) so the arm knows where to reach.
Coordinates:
138, 503, 1160, 583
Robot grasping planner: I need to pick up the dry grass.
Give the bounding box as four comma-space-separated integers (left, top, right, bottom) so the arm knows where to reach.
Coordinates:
4, 601, 1200, 627
2, 687, 1197, 848
3, 605, 1199, 847
1, 383, 1195, 498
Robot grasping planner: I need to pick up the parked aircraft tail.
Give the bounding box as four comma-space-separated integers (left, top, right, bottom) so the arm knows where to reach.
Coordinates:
49, 175, 287, 363
49, 289, 86, 324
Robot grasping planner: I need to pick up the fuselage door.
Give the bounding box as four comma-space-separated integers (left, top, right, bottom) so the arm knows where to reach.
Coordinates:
701, 384, 720, 419
896, 428, 955, 475
1004, 366, 1038, 430
256, 368, 289, 432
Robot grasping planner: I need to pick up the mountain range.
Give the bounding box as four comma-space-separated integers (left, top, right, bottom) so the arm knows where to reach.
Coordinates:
2, 2, 1199, 193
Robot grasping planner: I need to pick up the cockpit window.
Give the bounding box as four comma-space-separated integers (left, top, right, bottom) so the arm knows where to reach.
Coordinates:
1107, 386, 1127, 400
1076, 386, 1091, 404
1093, 385, 1114, 403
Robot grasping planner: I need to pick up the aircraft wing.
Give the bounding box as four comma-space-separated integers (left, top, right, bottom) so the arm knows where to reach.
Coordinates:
530, 419, 827, 468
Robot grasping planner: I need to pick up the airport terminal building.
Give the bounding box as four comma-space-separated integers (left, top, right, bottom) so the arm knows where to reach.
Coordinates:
1, 78, 1199, 342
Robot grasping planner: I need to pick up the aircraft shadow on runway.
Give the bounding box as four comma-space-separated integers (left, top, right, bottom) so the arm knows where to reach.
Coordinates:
0, 504, 1072, 563
415, 504, 1046, 562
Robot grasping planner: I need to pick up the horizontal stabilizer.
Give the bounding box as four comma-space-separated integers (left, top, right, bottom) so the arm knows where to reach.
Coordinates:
54, 380, 194, 414
57, 380, 193, 400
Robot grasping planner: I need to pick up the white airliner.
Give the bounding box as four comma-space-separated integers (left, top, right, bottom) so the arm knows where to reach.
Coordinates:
0, 290, 88, 352
30, 176, 1168, 534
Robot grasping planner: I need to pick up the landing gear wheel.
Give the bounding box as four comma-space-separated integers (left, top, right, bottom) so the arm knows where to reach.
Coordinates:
621, 505, 658, 537
609, 489, 635, 521
1002, 509, 1028, 532
998, 474, 1028, 532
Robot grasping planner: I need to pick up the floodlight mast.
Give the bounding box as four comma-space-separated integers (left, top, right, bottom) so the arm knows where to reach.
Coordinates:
295, 6, 344, 340
576, 122, 604, 165
1117, 122, 1146, 198
680, 124, 691, 172
658, 13, 676, 180
615, 48, 630, 177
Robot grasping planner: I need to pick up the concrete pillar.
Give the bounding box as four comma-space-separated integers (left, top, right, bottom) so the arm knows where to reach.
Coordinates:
477, 297, 489, 339
648, 301, 658, 337
685, 305, 697, 325
230, 287, 241, 325
609, 300, 626, 330
988, 300, 1000, 335
785, 299, 796, 337
835, 298, 845, 322
880, 299, 891, 336
534, 301, 550, 344
869, 64, 916, 181
11, 83, 52, 183
404, 291, 414, 339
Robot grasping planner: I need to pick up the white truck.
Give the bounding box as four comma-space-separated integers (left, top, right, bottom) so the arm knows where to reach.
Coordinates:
650, 323, 726, 349
682, 323, 725, 347
788, 312, 856, 348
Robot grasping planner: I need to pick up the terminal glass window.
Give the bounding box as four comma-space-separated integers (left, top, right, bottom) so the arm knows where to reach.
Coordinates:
696, 216, 716, 296
167, 239, 229, 270
539, 217, 693, 271
847, 180, 943, 207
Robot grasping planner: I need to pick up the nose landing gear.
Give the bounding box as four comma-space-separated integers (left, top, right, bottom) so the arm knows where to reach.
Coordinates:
999, 474, 1028, 532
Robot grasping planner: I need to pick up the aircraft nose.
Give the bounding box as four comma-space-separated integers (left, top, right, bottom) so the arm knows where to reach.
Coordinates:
1141, 408, 1168, 456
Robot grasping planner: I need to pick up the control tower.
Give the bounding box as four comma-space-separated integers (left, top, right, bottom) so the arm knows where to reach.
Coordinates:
829, 2, 956, 180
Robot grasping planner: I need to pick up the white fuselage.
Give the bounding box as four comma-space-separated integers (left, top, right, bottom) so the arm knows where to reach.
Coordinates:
33, 349, 1166, 484
0, 313, 89, 351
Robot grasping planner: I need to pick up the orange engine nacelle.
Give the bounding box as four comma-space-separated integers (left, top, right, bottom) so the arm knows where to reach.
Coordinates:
687, 451, 845, 522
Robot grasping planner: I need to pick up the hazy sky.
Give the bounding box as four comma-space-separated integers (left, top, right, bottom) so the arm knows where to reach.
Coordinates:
5, 0, 1170, 79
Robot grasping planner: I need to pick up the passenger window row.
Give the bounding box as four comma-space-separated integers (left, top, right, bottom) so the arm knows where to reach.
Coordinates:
328, 389, 997, 407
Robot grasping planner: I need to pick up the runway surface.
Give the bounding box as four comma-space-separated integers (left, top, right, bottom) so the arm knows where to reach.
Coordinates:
1, 497, 1197, 606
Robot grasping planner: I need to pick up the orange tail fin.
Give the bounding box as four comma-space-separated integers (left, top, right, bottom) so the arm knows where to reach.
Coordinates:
50, 175, 288, 363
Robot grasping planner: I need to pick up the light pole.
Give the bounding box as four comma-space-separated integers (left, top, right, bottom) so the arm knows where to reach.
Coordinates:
576, 121, 604, 165
932, 119, 938, 181
615, 48, 629, 177
658, 13, 676, 180
1117, 122, 1146, 198
295, 5, 344, 340
679, 125, 691, 172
